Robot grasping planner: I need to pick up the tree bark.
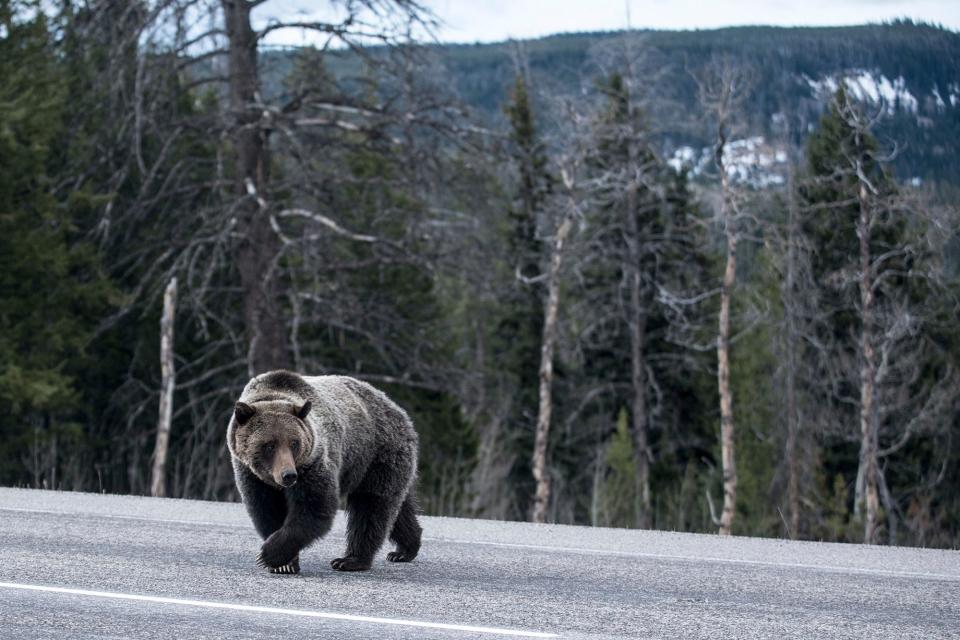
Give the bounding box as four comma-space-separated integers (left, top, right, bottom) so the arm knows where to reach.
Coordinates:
625, 180, 651, 529
47, 413, 56, 491
857, 181, 880, 544
716, 137, 738, 537
223, 0, 291, 375
151, 276, 177, 498
717, 230, 738, 536
531, 212, 574, 524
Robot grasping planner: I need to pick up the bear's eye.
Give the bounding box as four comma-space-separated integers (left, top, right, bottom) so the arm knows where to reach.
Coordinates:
263, 442, 276, 455
290, 439, 300, 453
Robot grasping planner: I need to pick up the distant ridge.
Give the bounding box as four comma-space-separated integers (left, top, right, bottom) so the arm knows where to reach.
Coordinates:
264, 22, 960, 185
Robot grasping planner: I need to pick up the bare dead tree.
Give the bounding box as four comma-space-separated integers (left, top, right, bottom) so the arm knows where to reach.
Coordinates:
854, 157, 881, 543
151, 277, 177, 498
531, 166, 578, 524
800, 89, 960, 544
222, 0, 290, 375
715, 173, 738, 536
694, 57, 752, 536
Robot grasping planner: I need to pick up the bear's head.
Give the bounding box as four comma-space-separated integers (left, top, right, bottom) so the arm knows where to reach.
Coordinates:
230, 400, 315, 488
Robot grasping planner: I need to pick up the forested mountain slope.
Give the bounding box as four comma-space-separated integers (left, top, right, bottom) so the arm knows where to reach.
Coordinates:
314, 22, 960, 185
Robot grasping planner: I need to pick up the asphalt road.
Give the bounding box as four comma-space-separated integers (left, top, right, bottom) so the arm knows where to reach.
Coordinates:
0, 488, 957, 639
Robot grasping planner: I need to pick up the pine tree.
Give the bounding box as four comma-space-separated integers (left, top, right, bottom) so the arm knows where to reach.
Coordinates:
490, 74, 554, 519
0, 4, 115, 486
574, 72, 714, 529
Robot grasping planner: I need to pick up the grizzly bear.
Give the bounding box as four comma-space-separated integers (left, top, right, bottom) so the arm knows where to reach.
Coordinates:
226, 370, 422, 574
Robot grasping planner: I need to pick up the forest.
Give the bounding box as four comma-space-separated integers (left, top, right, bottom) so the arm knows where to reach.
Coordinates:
1, 1, 958, 548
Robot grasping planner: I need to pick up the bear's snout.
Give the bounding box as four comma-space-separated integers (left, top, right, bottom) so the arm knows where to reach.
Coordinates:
280, 469, 298, 487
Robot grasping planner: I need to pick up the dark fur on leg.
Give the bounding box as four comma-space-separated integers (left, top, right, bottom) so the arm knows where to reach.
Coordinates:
257, 463, 338, 570
332, 491, 399, 571
387, 493, 422, 562
234, 462, 286, 539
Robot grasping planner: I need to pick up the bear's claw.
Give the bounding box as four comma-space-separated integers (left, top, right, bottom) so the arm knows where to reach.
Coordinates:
257, 551, 300, 574
387, 551, 415, 562
270, 556, 300, 575
330, 556, 371, 571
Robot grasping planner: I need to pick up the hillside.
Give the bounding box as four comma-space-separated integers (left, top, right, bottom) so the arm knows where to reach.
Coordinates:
438, 22, 959, 184
285, 21, 960, 186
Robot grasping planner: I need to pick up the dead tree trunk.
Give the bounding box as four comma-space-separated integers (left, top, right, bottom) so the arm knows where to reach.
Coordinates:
695, 58, 747, 537
48, 414, 57, 491
223, 0, 290, 375
717, 231, 738, 535
716, 137, 738, 537
151, 277, 177, 498
531, 200, 575, 524
856, 180, 880, 544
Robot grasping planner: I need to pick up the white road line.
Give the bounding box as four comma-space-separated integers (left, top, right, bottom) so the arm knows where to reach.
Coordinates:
0, 582, 557, 638
3, 506, 958, 582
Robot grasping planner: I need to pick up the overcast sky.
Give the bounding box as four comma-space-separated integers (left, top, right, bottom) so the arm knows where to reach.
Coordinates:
261, 0, 959, 46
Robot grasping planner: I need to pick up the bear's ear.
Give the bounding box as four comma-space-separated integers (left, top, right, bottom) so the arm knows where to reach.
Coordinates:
295, 400, 312, 420
235, 401, 256, 425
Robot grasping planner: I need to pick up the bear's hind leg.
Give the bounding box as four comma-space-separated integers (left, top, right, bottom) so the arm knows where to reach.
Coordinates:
387, 493, 421, 563
332, 491, 401, 571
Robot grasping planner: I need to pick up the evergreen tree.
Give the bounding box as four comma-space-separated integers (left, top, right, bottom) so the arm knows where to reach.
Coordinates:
490, 74, 554, 519
574, 72, 714, 529
0, 4, 115, 486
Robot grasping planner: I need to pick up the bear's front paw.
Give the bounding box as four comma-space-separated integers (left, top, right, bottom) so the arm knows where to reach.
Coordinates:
330, 556, 371, 572
257, 532, 299, 570
269, 555, 300, 575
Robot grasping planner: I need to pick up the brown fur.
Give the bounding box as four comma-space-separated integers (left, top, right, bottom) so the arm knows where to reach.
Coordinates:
232, 400, 315, 487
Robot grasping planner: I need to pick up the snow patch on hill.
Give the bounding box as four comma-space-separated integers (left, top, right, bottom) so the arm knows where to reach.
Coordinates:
933, 86, 947, 110
667, 136, 788, 188
805, 70, 922, 114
